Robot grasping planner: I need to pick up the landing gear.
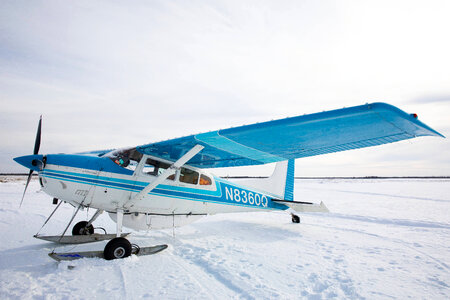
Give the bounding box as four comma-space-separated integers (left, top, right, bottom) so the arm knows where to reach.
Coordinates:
36, 206, 143, 259
102, 208, 132, 260
291, 214, 300, 223
72, 221, 94, 235
104, 237, 132, 260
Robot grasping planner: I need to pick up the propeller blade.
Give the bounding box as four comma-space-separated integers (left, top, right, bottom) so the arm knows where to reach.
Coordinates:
20, 116, 42, 207
20, 169, 33, 208
33, 116, 42, 155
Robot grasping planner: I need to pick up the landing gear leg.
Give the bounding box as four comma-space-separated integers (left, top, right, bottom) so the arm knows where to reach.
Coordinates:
58, 203, 83, 242
86, 209, 103, 228
291, 213, 300, 224
116, 209, 123, 238
104, 209, 132, 260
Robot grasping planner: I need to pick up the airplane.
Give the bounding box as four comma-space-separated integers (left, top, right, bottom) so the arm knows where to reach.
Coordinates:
14, 102, 444, 260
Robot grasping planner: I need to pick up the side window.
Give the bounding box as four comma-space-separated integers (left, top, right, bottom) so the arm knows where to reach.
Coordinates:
199, 174, 212, 186
142, 160, 157, 175
179, 167, 199, 185
143, 158, 174, 180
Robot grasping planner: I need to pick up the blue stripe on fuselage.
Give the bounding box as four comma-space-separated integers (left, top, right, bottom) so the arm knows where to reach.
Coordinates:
42, 168, 223, 197
41, 169, 226, 203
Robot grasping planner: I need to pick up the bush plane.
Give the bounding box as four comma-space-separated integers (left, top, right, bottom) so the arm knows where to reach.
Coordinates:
14, 103, 443, 260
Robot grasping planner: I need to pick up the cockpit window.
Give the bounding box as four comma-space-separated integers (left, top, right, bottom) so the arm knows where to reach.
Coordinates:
179, 167, 199, 185
107, 149, 206, 185
106, 147, 143, 171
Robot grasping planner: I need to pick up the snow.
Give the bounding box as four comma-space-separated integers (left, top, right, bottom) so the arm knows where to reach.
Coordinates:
0, 176, 449, 299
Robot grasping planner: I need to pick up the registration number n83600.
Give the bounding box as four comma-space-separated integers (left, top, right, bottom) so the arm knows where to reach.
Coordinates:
224, 186, 268, 207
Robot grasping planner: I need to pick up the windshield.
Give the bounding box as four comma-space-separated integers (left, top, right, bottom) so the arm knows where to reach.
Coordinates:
106, 147, 143, 171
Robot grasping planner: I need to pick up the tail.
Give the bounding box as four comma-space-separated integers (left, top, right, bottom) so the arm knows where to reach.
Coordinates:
238, 159, 295, 200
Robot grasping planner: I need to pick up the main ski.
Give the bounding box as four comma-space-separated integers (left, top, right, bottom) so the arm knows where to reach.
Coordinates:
49, 244, 168, 261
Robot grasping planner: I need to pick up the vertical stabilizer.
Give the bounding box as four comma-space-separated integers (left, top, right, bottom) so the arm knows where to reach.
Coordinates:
237, 159, 295, 200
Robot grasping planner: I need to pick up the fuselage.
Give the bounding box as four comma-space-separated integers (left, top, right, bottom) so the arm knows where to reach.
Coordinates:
36, 153, 287, 217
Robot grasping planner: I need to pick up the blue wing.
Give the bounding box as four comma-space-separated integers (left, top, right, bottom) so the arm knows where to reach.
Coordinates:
137, 103, 444, 168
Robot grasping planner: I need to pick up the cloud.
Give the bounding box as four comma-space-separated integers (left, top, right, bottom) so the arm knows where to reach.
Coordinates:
410, 95, 450, 104
1, 0, 450, 175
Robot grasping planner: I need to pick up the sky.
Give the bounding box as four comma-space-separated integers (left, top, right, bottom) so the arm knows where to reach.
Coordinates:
1, 0, 449, 176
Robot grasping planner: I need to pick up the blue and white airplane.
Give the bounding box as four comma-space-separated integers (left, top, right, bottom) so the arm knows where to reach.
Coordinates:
14, 103, 443, 260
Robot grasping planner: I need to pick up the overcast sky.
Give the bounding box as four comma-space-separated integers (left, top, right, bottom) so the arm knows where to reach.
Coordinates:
1, 0, 449, 176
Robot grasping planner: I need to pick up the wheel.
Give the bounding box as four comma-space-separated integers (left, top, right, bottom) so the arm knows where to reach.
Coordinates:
291, 214, 300, 223
104, 237, 132, 260
72, 221, 94, 235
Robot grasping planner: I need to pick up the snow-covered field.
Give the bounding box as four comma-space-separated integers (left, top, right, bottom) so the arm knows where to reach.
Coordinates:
0, 177, 449, 299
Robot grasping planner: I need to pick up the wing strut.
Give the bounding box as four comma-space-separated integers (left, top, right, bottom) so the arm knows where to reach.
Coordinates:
124, 144, 204, 209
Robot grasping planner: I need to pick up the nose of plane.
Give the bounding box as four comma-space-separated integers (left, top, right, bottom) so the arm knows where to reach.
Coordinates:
13, 154, 44, 172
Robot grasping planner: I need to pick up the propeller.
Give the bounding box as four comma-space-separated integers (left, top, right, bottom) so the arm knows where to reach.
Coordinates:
20, 116, 42, 208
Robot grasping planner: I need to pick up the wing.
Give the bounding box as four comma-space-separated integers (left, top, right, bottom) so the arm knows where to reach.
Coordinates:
137, 103, 444, 168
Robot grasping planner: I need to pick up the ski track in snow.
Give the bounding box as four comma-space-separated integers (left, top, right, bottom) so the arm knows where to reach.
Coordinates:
117, 265, 129, 299
312, 220, 449, 272
167, 239, 245, 299
301, 185, 450, 203
0, 178, 449, 299
166, 232, 255, 299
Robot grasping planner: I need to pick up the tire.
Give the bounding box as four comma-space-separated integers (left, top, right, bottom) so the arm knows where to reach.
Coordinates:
291, 214, 300, 223
72, 221, 94, 235
104, 237, 132, 260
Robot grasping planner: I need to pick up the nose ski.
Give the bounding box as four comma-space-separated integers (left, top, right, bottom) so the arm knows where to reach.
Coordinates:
34, 233, 130, 244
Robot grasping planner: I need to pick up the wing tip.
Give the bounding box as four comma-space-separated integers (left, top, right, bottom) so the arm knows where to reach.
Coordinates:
368, 102, 445, 138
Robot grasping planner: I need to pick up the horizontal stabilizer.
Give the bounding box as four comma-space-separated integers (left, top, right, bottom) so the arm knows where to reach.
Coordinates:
272, 199, 329, 213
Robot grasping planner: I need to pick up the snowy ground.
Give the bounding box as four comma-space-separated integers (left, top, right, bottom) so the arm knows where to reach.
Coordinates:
0, 177, 449, 299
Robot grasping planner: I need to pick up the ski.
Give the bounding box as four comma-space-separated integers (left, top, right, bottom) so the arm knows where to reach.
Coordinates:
35, 233, 130, 244
49, 244, 168, 261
